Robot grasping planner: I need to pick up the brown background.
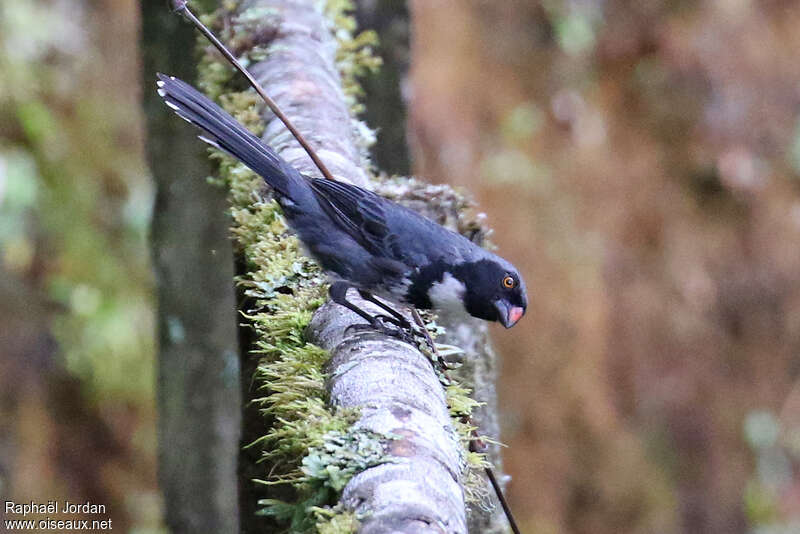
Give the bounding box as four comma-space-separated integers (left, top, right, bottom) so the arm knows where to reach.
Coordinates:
406, 2, 800, 533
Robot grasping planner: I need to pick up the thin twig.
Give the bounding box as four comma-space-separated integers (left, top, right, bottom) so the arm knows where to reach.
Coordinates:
170, 0, 337, 182
485, 466, 521, 534
410, 308, 442, 366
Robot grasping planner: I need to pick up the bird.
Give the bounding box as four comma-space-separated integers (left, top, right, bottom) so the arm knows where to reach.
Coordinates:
155, 73, 527, 338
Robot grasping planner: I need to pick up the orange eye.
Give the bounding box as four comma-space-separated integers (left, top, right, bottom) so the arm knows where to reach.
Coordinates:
502, 275, 515, 289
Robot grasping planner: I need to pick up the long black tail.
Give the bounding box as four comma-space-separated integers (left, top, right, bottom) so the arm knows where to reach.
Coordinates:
156, 73, 297, 198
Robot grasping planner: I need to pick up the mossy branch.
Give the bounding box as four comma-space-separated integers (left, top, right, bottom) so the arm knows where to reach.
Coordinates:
197, 0, 507, 532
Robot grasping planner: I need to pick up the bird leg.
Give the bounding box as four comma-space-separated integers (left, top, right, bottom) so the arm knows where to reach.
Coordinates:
329, 282, 413, 342
357, 290, 412, 330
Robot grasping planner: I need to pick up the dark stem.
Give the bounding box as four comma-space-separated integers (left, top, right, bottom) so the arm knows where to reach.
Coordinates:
173, 1, 337, 182
485, 466, 521, 534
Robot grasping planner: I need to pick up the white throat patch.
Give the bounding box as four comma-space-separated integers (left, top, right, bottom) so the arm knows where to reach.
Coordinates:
428, 272, 467, 314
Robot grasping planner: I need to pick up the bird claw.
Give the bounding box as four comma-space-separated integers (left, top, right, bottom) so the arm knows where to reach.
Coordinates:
372, 314, 404, 329
345, 316, 416, 345
371, 313, 412, 331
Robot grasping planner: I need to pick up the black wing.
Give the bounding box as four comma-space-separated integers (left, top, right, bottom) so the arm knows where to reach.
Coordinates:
309, 178, 477, 267
309, 179, 391, 255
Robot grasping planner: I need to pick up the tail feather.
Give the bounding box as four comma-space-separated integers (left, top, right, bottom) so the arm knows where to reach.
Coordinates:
156, 73, 296, 198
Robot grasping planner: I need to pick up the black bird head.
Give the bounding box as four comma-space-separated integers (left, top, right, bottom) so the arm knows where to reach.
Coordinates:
453, 258, 527, 328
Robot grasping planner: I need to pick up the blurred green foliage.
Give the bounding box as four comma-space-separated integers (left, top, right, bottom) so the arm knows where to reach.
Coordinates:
1, 1, 161, 530
0, 0, 155, 401
789, 119, 800, 177
744, 410, 800, 534
542, 0, 600, 57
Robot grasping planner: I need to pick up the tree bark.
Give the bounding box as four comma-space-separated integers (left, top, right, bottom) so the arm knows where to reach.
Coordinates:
141, 1, 241, 532
308, 306, 468, 533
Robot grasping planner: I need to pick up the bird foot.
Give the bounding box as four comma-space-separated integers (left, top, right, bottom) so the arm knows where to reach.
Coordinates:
373, 313, 410, 330
345, 316, 416, 345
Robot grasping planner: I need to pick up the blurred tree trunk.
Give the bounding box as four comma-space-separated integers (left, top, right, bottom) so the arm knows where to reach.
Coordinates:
0, 273, 136, 530
355, 0, 411, 176
141, 1, 241, 533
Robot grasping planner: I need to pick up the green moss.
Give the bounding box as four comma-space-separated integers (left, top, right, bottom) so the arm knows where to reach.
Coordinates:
446, 382, 492, 507
321, 0, 381, 169
313, 505, 361, 534
256, 426, 391, 532
197, 56, 236, 101
195, 11, 235, 100
447, 383, 482, 417
322, 0, 382, 114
